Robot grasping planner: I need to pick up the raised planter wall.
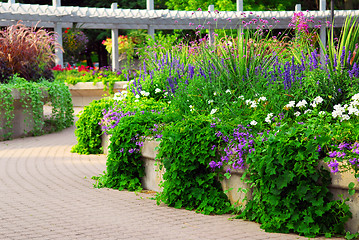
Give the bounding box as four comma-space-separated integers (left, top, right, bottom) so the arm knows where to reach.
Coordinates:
0, 89, 47, 141
101, 136, 359, 233
67, 81, 127, 107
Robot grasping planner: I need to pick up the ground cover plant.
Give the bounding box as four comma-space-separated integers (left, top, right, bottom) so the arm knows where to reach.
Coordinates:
72, 11, 359, 238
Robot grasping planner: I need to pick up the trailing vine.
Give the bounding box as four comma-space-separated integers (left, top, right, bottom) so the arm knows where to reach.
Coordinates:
0, 85, 14, 140
0, 76, 74, 140
41, 80, 74, 130
156, 115, 235, 215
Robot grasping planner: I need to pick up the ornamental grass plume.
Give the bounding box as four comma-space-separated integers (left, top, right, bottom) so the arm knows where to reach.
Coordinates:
0, 21, 62, 82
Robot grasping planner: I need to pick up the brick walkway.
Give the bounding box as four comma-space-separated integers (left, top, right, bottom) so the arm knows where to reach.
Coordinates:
0, 115, 344, 239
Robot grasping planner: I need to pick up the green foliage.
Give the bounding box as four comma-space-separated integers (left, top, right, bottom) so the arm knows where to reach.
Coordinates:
0, 85, 14, 140
323, 16, 359, 74
94, 111, 166, 191
156, 116, 234, 214
240, 121, 352, 237
72, 98, 115, 154
0, 76, 74, 140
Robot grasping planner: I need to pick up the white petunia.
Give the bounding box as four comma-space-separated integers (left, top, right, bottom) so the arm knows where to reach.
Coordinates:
304, 109, 312, 114
189, 105, 194, 112
250, 120, 257, 126
155, 88, 161, 94
318, 111, 326, 116
238, 95, 244, 100
210, 109, 218, 115
294, 111, 301, 117
135, 94, 140, 99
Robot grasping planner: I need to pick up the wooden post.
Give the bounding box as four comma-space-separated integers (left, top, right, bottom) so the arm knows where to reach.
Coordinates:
147, 0, 155, 40
208, 5, 215, 45
111, 3, 119, 72
295, 4, 301, 11
236, 0, 243, 12
53, 0, 63, 67
319, 0, 326, 63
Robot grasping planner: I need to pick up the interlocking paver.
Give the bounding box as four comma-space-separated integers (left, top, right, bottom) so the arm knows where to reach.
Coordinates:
0, 109, 345, 239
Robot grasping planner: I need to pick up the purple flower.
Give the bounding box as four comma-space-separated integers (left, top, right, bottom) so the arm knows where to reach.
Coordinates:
328, 159, 339, 173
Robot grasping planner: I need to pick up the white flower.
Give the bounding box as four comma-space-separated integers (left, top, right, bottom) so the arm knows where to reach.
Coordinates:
210, 109, 218, 115
285, 101, 295, 109
135, 94, 140, 99
318, 111, 326, 116
332, 104, 345, 118
225, 89, 231, 94
134, 100, 139, 102
143, 91, 150, 97
352, 93, 359, 101
168, 101, 171, 104
164, 92, 168, 95
214, 92, 217, 96
189, 105, 194, 112
265, 113, 273, 124
155, 88, 161, 94
245, 100, 252, 105
258, 96, 267, 102
296, 100, 308, 108
341, 114, 350, 121
310, 102, 317, 108
238, 95, 244, 100
294, 111, 301, 117
313, 96, 324, 104
208, 100, 214, 104
250, 120, 257, 126
348, 105, 358, 115
304, 109, 312, 114
250, 102, 258, 108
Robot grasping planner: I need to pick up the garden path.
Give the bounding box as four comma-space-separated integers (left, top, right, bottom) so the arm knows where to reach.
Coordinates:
0, 108, 344, 240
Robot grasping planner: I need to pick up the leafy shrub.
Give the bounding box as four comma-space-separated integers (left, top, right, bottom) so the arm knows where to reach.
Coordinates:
241, 120, 352, 237
71, 98, 115, 154
0, 21, 60, 82
156, 116, 234, 214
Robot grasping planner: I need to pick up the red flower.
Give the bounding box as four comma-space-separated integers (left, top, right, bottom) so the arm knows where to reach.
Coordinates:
64, 30, 68, 34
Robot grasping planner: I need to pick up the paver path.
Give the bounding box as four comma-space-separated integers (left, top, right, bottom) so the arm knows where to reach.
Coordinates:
0, 121, 344, 239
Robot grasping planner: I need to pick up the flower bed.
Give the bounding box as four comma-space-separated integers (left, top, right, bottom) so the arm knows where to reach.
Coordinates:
73, 13, 359, 238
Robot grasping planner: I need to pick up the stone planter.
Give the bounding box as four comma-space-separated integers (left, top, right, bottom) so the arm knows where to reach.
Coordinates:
0, 88, 48, 140
67, 81, 127, 107
101, 136, 359, 233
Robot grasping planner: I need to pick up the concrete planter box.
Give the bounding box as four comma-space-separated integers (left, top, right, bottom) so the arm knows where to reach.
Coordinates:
67, 81, 127, 107
0, 88, 48, 140
101, 136, 359, 232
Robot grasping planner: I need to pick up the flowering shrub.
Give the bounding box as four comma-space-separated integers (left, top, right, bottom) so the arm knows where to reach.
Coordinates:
63, 27, 89, 64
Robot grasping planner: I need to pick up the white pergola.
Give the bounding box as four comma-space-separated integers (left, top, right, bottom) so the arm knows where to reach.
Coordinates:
1, 0, 357, 69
